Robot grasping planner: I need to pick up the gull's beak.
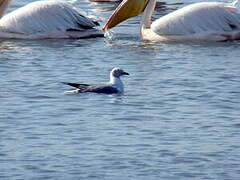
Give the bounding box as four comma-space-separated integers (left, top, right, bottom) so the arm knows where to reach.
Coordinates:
102, 0, 149, 30
122, 71, 129, 75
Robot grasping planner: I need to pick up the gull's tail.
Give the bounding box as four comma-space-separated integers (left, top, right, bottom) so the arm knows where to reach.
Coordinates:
62, 82, 89, 94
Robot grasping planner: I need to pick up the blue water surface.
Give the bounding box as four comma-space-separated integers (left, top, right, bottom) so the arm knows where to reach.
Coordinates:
0, 0, 240, 179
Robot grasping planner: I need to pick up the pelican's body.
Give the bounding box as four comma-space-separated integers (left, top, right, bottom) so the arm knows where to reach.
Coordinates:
103, 0, 240, 41
0, 0, 103, 39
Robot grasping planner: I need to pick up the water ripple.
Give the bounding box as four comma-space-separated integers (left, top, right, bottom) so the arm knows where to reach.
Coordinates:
1, 0, 240, 180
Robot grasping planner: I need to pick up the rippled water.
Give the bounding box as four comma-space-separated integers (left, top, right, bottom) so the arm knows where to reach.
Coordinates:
1, 0, 240, 179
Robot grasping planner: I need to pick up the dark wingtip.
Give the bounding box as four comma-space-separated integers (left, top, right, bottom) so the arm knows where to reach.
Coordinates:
62, 82, 75, 87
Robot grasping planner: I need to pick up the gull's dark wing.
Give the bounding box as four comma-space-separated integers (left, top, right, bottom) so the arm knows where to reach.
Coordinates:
62, 82, 90, 89
84, 85, 119, 94
63, 82, 119, 94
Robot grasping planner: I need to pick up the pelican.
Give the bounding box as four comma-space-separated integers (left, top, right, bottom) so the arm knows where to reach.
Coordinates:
103, 0, 240, 41
0, 0, 103, 39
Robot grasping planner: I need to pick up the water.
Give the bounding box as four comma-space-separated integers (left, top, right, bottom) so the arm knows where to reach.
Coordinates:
1, 0, 240, 179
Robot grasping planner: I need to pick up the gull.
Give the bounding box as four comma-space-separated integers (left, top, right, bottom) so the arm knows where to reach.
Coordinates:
63, 67, 129, 94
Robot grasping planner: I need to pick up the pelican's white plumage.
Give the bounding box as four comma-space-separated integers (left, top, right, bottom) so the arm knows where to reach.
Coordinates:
150, 2, 240, 41
104, 0, 240, 41
0, 0, 103, 39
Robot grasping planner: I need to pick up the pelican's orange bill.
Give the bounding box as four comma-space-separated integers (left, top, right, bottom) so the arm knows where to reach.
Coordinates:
102, 0, 149, 30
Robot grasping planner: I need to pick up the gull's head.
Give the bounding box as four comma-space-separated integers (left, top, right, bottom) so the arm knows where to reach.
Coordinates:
110, 67, 129, 78
103, 0, 150, 30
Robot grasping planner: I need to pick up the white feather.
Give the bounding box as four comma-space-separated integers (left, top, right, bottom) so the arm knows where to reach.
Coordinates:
152, 2, 240, 36
139, 0, 240, 41
109, 73, 124, 93
0, 0, 103, 39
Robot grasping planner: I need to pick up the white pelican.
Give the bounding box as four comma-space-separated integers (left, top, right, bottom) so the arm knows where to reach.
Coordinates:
103, 0, 240, 41
0, 0, 104, 39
